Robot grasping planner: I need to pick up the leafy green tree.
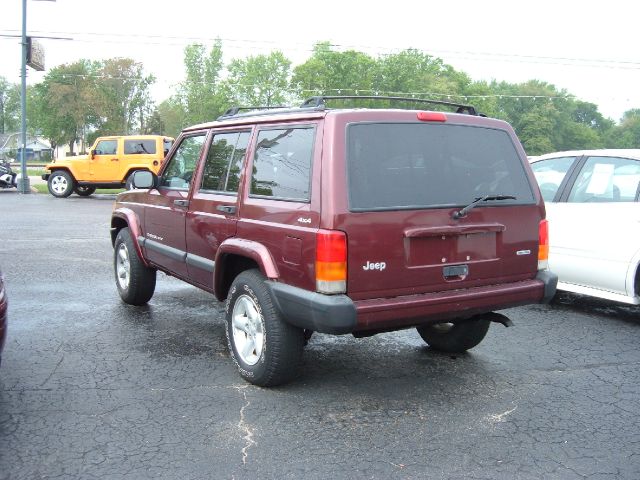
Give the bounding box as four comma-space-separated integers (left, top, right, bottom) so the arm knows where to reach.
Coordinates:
373, 49, 472, 105
291, 42, 377, 103
30, 60, 100, 154
179, 41, 227, 125
224, 51, 292, 107
608, 109, 640, 147
0, 77, 20, 134
157, 97, 187, 138
94, 58, 156, 135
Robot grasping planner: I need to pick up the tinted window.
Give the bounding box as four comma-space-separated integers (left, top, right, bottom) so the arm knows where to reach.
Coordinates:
94, 140, 117, 155
250, 127, 314, 201
347, 123, 535, 211
568, 156, 640, 203
124, 139, 156, 155
159, 134, 206, 190
201, 131, 250, 193
530, 156, 576, 202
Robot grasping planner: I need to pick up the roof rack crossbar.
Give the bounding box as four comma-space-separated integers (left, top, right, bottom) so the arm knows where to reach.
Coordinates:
299, 95, 478, 116
218, 105, 290, 119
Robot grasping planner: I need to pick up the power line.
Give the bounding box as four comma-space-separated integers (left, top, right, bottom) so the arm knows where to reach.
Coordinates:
2, 29, 640, 70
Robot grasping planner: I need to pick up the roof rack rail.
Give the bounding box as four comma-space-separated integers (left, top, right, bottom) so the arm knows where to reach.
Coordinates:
218, 105, 290, 120
299, 95, 479, 116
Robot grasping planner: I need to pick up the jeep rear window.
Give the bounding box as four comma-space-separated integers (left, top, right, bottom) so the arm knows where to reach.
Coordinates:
124, 139, 156, 155
347, 123, 535, 211
250, 127, 314, 202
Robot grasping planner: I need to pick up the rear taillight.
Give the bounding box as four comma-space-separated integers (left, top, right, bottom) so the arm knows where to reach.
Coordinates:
538, 219, 549, 270
316, 230, 347, 294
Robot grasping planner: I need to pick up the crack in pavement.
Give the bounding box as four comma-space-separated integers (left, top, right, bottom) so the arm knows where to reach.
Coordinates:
232, 385, 256, 465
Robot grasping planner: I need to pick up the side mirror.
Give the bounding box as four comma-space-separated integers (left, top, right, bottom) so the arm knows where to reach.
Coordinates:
131, 170, 157, 189
90, 150, 96, 159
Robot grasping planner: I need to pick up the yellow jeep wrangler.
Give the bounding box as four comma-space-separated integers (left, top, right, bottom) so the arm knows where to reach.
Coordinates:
42, 135, 174, 197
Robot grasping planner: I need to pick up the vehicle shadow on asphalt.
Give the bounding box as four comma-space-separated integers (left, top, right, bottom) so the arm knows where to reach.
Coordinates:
548, 291, 640, 325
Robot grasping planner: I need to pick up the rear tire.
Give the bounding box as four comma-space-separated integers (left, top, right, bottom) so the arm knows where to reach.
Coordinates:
47, 170, 75, 198
417, 316, 491, 353
225, 269, 304, 387
74, 185, 96, 196
114, 227, 156, 305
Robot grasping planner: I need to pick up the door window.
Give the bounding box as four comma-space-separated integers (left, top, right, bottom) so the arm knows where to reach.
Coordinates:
250, 127, 314, 201
94, 140, 117, 155
200, 131, 250, 194
530, 156, 576, 202
159, 134, 206, 190
568, 156, 640, 203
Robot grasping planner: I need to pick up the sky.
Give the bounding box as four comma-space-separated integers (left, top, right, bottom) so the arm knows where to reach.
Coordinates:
1, 0, 639, 123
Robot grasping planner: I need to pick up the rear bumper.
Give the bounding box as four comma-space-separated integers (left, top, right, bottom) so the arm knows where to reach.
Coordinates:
268, 270, 557, 335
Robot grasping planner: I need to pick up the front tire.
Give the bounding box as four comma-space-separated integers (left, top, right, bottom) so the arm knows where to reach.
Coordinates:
417, 316, 491, 353
48, 170, 75, 198
74, 185, 96, 196
114, 227, 156, 305
225, 270, 304, 387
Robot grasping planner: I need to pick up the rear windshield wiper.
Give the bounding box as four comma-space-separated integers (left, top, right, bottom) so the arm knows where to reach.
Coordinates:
452, 195, 516, 219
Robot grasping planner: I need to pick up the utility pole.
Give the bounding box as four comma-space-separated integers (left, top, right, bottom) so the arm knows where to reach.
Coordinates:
18, 0, 30, 194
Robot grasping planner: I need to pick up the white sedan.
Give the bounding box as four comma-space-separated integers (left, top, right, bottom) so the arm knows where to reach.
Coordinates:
529, 149, 640, 305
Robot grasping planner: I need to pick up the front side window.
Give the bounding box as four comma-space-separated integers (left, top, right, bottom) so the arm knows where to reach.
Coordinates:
124, 139, 156, 155
530, 156, 576, 202
250, 127, 314, 201
568, 156, 640, 203
201, 131, 250, 193
159, 134, 206, 190
94, 140, 117, 155
347, 123, 535, 211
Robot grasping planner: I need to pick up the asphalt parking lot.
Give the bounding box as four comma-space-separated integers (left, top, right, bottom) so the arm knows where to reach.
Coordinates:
1, 191, 640, 480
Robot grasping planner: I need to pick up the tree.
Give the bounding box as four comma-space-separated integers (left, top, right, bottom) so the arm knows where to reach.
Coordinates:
608, 109, 640, 147
94, 58, 156, 135
225, 51, 292, 107
373, 49, 472, 102
179, 41, 227, 125
291, 42, 377, 102
0, 76, 20, 134
156, 98, 187, 138
30, 60, 100, 154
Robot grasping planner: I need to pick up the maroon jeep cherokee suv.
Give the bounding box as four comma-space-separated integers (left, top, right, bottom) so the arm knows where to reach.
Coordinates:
111, 96, 557, 386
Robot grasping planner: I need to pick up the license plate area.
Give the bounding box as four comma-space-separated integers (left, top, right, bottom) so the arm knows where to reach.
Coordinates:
405, 232, 497, 267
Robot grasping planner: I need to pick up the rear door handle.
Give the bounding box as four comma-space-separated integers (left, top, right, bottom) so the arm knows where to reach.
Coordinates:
216, 205, 236, 215
174, 199, 189, 208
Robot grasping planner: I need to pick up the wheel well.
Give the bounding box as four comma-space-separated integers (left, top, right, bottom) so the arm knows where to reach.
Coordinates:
49, 168, 75, 180
110, 217, 128, 246
635, 264, 640, 297
217, 254, 260, 301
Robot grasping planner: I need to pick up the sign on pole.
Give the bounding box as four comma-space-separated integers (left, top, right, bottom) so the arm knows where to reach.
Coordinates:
26, 37, 45, 71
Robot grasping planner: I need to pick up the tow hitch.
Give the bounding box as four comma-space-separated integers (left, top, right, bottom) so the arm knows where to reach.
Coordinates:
485, 312, 514, 327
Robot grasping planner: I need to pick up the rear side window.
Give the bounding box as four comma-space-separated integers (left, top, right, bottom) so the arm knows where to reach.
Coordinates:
124, 139, 156, 155
250, 127, 314, 201
163, 139, 173, 156
201, 131, 250, 194
347, 123, 535, 211
568, 156, 640, 203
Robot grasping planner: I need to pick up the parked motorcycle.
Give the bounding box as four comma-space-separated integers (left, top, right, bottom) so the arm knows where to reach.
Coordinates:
0, 161, 18, 189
